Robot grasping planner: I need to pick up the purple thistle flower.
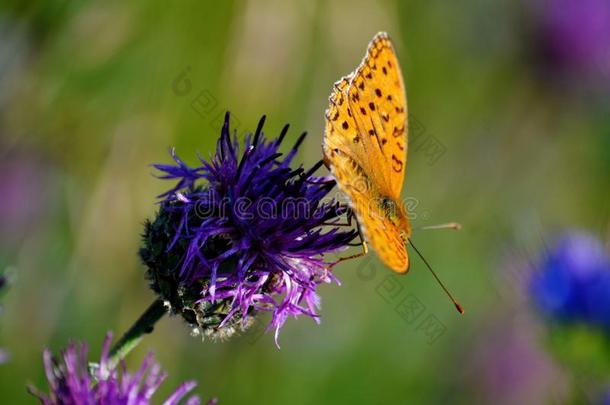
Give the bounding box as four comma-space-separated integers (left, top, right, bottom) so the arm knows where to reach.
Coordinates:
530, 231, 610, 331
140, 112, 356, 345
29, 332, 204, 405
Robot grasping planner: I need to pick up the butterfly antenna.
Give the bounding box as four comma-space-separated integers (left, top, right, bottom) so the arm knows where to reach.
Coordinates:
419, 222, 462, 231
408, 238, 464, 314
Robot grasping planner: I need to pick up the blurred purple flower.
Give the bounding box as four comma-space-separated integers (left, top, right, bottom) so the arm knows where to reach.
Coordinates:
30, 332, 203, 405
533, 0, 610, 83
465, 313, 568, 404
141, 112, 356, 345
530, 231, 610, 331
0, 150, 54, 248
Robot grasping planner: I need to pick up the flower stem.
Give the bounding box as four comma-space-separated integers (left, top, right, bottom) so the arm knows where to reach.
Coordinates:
108, 299, 167, 367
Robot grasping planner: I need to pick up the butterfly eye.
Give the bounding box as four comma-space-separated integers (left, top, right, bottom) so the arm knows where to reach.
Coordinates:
378, 197, 399, 219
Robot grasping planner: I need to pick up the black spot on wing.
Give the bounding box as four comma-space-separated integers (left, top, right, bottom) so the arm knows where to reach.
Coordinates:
391, 154, 403, 172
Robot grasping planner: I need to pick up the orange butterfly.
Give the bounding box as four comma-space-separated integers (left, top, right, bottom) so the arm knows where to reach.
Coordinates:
323, 32, 463, 312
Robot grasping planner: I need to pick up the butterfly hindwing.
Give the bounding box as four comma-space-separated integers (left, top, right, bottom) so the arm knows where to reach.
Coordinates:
324, 130, 409, 272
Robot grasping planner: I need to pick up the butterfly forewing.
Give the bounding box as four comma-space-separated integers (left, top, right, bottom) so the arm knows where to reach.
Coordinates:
323, 32, 410, 273
347, 33, 408, 200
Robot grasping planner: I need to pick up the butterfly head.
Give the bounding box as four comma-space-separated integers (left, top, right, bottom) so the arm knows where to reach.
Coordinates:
378, 196, 411, 241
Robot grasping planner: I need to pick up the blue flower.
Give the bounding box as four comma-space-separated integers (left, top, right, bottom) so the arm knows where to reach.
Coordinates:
530, 231, 610, 331
140, 112, 356, 344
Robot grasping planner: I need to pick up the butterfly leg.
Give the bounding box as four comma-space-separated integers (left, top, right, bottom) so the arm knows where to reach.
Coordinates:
320, 204, 353, 227
322, 218, 352, 227
330, 212, 369, 267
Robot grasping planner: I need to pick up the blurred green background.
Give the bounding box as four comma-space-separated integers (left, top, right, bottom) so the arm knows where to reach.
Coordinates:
1, 0, 609, 403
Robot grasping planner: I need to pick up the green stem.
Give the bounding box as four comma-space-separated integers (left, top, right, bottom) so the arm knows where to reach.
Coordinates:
108, 299, 167, 367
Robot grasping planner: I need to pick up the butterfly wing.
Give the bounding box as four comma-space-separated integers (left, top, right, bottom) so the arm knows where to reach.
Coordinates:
323, 32, 409, 273
347, 32, 408, 200
323, 122, 409, 272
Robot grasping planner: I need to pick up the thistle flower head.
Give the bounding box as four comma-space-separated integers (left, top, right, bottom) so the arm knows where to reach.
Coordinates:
530, 231, 610, 331
30, 332, 202, 405
140, 112, 356, 344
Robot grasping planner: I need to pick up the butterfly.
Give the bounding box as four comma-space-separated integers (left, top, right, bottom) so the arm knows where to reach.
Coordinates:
323, 32, 411, 273
323, 32, 464, 313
